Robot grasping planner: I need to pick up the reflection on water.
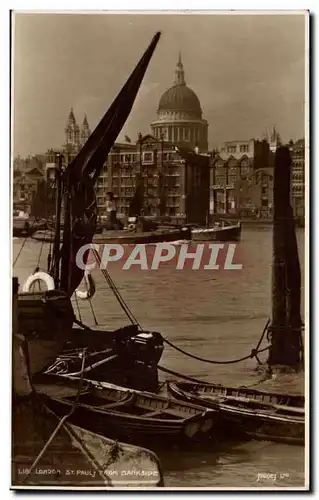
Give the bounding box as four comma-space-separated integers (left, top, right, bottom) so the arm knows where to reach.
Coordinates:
12, 227, 306, 488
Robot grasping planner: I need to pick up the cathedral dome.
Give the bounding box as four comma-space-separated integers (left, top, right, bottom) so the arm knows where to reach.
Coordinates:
158, 84, 202, 117
157, 54, 202, 119
151, 54, 208, 152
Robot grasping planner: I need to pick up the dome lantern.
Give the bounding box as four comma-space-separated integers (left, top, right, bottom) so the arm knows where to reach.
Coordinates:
174, 52, 185, 86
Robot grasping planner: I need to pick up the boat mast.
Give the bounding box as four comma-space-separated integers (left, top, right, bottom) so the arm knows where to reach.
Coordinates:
51, 153, 63, 289
60, 153, 72, 295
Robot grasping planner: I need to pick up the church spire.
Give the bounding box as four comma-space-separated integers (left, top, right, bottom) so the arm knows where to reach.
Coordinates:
65, 108, 80, 147
68, 107, 76, 124
81, 113, 91, 145
174, 52, 185, 86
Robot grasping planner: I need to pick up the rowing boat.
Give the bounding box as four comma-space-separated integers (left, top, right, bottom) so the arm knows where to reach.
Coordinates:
33, 374, 217, 447
167, 381, 304, 445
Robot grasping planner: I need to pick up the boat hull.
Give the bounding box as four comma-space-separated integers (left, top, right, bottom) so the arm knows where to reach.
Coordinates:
33, 376, 216, 447
31, 228, 191, 245
167, 381, 304, 445
12, 399, 164, 488
93, 227, 191, 245
219, 405, 304, 445
45, 326, 164, 392
191, 223, 241, 242
16, 290, 74, 377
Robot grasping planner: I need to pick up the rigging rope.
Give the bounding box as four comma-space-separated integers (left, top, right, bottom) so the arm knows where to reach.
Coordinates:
40, 403, 112, 486
83, 274, 98, 325
92, 248, 141, 328
74, 293, 82, 322
34, 177, 57, 271
34, 229, 48, 272
22, 348, 87, 484
13, 217, 38, 268
88, 296, 98, 325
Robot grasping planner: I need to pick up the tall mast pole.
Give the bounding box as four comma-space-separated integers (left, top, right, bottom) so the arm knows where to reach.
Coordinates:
60, 151, 72, 294
52, 153, 63, 288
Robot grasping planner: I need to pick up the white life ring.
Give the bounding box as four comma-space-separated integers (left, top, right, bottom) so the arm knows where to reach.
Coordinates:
128, 223, 136, 231
22, 271, 55, 293
75, 271, 96, 300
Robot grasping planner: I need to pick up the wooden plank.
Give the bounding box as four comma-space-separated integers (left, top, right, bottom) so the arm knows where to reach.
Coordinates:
142, 410, 164, 418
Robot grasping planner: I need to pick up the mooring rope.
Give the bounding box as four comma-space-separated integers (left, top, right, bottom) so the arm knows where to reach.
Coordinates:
162, 319, 271, 366
74, 293, 83, 322
90, 246, 272, 367
163, 336, 269, 365
22, 348, 87, 484
157, 365, 211, 384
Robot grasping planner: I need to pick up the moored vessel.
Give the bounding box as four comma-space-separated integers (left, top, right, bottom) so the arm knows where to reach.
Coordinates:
33, 374, 217, 446
12, 397, 164, 488
13, 31, 165, 385
167, 381, 304, 445
191, 220, 241, 242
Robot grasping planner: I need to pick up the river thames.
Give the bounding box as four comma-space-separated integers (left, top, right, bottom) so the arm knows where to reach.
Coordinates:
13, 226, 306, 488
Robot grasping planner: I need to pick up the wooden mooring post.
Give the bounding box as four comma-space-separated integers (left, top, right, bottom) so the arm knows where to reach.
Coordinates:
267, 147, 303, 372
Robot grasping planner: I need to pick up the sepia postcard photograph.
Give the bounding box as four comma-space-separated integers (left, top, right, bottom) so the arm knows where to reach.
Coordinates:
11, 10, 309, 491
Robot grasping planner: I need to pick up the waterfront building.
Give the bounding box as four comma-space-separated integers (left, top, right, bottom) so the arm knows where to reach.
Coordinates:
13, 155, 46, 213
250, 167, 274, 219
13, 165, 45, 213
97, 134, 210, 224
209, 139, 271, 216
289, 138, 305, 220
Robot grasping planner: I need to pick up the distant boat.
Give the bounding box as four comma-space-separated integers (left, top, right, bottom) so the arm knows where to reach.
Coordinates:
191, 221, 241, 242
31, 224, 191, 245
13, 211, 47, 237
93, 226, 191, 245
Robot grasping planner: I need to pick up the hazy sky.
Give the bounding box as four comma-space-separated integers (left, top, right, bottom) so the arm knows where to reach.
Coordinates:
12, 12, 306, 157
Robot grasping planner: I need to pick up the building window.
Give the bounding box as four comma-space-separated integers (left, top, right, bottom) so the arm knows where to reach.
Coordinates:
227, 146, 236, 154
142, 152, 153, 163
240, 145, 249, 153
